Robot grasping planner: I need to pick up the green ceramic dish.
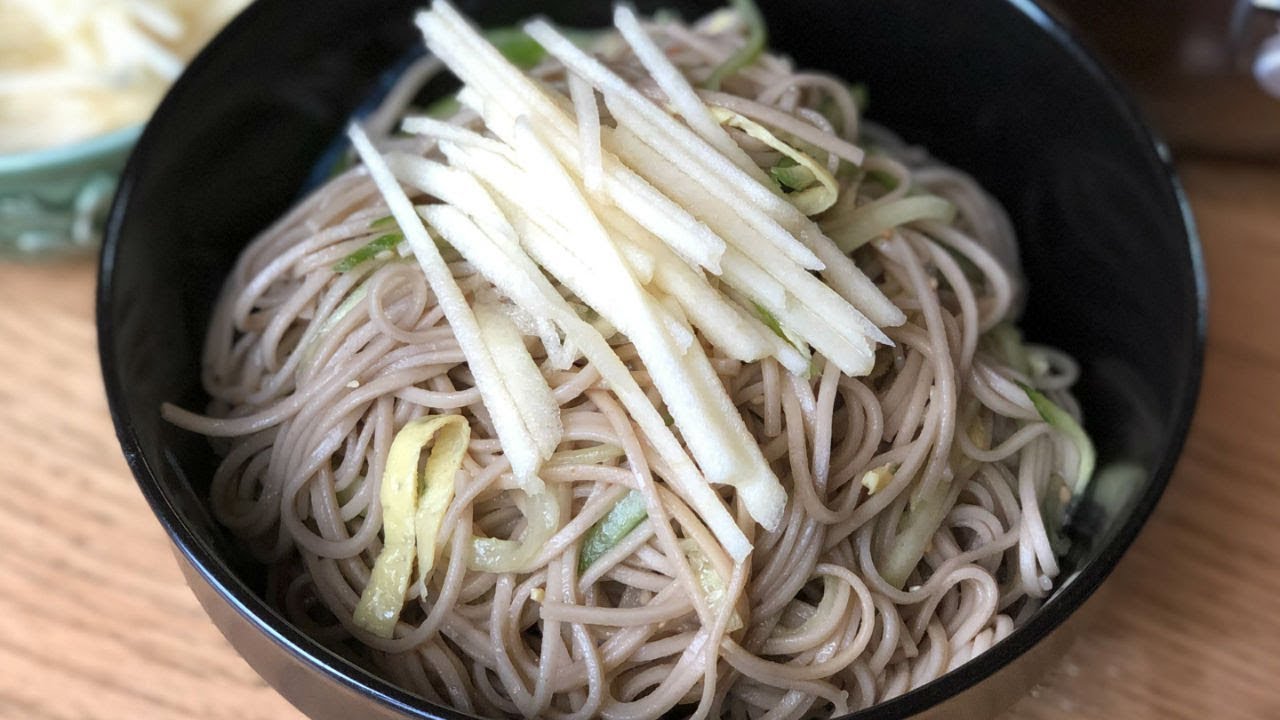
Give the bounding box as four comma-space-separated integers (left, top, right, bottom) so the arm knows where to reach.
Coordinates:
0, 124, 142, 259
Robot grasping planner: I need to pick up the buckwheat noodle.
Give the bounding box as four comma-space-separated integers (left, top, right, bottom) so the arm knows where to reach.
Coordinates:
164, 7, 1086, 719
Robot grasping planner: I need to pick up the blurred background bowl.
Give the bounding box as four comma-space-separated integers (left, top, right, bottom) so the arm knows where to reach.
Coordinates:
0, 124, 141, 259
98, 0, 1205, 718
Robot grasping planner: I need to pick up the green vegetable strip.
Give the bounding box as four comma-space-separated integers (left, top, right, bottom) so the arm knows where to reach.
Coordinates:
880, 479, 954, 589
369, 214, 397, 229
470, 490, 561, 573
770, 158, 816, 193
335, 476, 364, 506
1021, 384, 1096, 494
704, 0, 766, 90
752, 301, 808, 358
1087, 461, 1145, 521
864, 168, 899, 190
849, 83, 869, 113
578, 490, 649, 573
353, 414, 470, 639
680, 539, 743, 631
333, 233, 404, 272
298, 281, 371, 373
985, 323, 1032, 376
547, 444, 626, 467
709, 105, 838, 215
485, 27, 547, 69
830, 195, 956, 253
424, 93, 462, 119
753, 302, 788, 343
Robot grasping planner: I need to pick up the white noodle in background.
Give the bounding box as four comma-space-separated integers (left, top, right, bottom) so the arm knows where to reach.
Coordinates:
0, 0, 248, 153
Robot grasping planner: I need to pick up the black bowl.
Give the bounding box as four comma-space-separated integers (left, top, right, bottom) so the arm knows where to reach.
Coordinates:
97, 0, 1206, 718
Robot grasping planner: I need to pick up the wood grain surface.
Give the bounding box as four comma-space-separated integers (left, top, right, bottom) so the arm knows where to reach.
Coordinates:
1, 158, 1277, 719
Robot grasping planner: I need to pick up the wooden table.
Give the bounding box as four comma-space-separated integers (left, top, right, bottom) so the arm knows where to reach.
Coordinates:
1, 158, 1277, 719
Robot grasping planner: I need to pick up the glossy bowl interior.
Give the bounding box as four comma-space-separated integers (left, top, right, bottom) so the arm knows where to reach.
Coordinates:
98, 0, 1205, 718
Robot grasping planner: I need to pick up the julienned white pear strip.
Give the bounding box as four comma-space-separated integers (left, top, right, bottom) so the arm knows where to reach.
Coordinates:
472, 299, 563, 461
418, 202, 753, 560
438, 143, 703, 376
721, 252, 875, 376
567, 72, 603, 195
522, 16, 905, 330
604, 117, 819, 302
419, 102, 785, 528
590, 203, 805, 370
347, 124, 548, 488
399, 115, 514, 158
381, 150, 568, 351
524, 19, 826, 274
417, 7, 726, 272
386, 152, 517, 247
610, 125, 883, 368
612, 5, 763, 182
399, 135, 657, 287
523, 18, 794, 218
604, 95, 844, 283
427, 2, 900, 333
802, 221, 908, 329
419, 2, 890, 366
503, 116, 786, 523
400, 1, 906, 536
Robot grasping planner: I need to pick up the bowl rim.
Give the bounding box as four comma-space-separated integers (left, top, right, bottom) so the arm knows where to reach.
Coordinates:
0, 124, 142, 175
96, 0, 1208, 717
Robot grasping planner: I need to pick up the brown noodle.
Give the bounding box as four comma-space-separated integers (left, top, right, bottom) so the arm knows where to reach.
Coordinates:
164, 8, 1084, 719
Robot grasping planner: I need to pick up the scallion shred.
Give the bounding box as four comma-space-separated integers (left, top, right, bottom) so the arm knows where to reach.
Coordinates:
703, 0, 766, 90
709, 106, 838, 214
424, 93, 462, 118
1021, 383, 1096, 495
985, 322, 1032, 376
333, 233, 404, 272
770, 157, 816, 193
863, 168, 900, 191
485, 27, 547, 69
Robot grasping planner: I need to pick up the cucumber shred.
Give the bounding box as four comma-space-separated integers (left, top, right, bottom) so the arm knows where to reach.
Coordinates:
579, 490, 649, 572
1021, 383, 1096, 495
